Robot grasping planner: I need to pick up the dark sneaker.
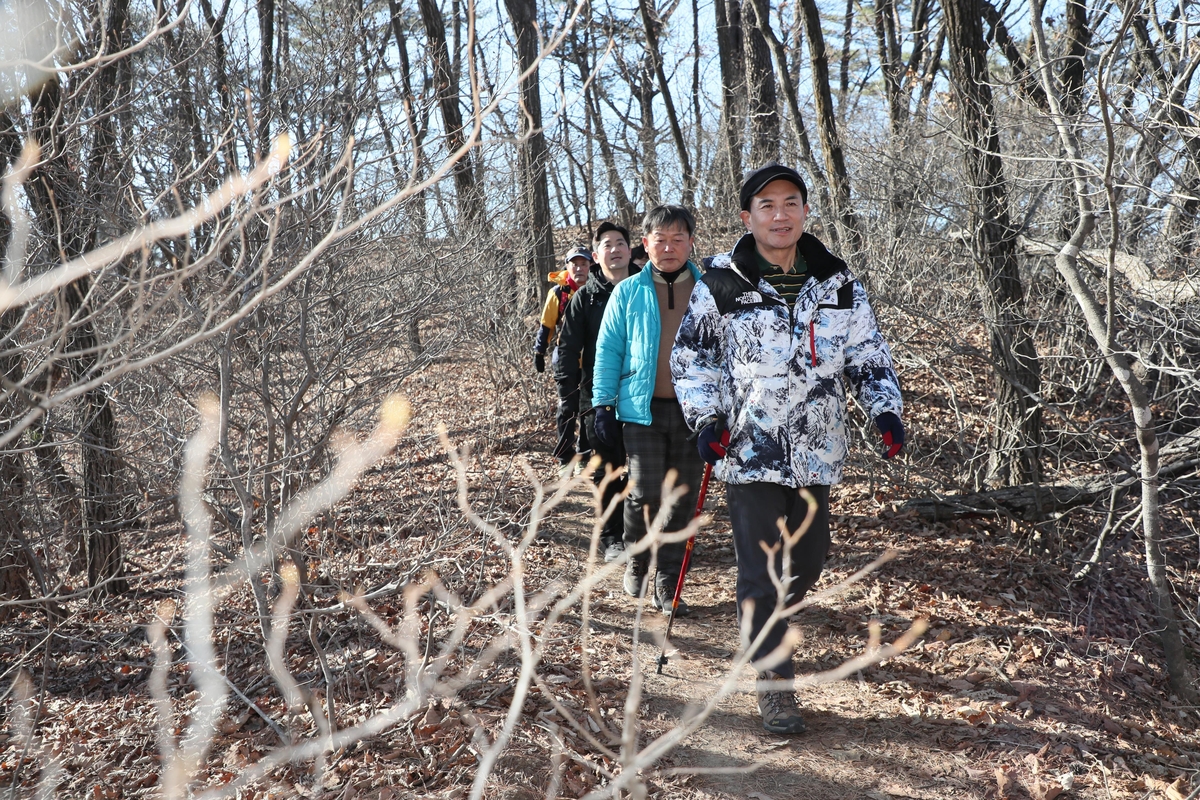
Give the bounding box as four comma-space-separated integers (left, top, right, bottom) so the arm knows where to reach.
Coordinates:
652, 572, 690, 617
757, 670, 807, 734
623, 557, 649, 597
602, 539, 626, 563
652, 584, 690, 618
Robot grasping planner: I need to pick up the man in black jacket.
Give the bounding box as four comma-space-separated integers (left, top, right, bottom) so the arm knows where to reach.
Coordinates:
555, 221, 637, 562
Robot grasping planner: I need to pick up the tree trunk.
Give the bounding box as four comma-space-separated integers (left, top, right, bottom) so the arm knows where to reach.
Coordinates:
417, 0, 486, 230
942, 0, 1043, 488
797, 0, 863, 257
583, 82, 636, 226
638, 0, 695, 207
256, 0, 275, 158
386, 0, 430, 241
714, 0, 744, 214
692, 0, 703, 198
745, 0, 832, 220
637, 56, 660, 207
838, 0, 854, 110
0, 121, 32, 602
502, 0, 556, 310
0, 440, 32, 611
1053, 232, 1194, 700
1056, 0, 1090, 240
28, 77, 132, 595
873, 0, 907, 132
743, 0, 779, 166
980, 0, 1050, 111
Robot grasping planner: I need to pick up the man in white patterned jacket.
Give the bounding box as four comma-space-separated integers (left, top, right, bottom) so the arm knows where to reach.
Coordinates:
670, 163, 905, 735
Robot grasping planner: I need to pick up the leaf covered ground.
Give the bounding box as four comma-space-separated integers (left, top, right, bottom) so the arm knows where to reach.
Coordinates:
1, 309, 1198, 800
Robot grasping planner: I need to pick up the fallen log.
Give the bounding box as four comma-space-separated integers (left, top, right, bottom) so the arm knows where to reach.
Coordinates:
902, 429, 1200, 522
1019, 236, 1199, 307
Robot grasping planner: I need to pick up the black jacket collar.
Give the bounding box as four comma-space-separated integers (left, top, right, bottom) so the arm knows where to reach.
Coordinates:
728, 231, 847, 285
587, 263, 641, 292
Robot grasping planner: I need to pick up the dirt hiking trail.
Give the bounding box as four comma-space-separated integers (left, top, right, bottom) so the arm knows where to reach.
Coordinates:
520, 476, 1200, 800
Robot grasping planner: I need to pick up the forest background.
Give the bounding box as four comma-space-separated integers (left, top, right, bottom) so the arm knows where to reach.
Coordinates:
1, 0, 1199, 795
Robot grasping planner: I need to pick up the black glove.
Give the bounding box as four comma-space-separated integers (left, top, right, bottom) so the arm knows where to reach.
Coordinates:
594, 405, 620, 449
875, 412, 904, 458
696, 417, 730, 466
534, 353, 545, 373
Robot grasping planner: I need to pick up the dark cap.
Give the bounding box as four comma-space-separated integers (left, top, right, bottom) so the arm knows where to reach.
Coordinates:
740, 163, 808, 210
564, 246, 592, 264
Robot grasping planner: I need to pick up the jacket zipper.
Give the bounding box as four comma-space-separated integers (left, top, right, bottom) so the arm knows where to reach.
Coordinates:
809, 319, 817, 367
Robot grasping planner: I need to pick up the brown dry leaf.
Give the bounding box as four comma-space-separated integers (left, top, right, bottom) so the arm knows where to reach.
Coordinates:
222, 743, 245, 769
1030, 776, 1063, 800
1101, 718, 1124, 736
1166, 777, 1191, 800
995, 767, 1014, 798
421, 701, 444, 728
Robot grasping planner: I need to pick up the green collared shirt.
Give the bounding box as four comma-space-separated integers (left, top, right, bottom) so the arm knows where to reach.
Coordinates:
755, 248, 808, 305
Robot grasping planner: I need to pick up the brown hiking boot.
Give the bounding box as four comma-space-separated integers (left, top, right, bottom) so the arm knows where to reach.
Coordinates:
756, 670, 807, 734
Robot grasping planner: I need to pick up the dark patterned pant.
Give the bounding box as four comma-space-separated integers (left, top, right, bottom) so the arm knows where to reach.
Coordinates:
727, 482, 831, 679
621, 397, 704, 576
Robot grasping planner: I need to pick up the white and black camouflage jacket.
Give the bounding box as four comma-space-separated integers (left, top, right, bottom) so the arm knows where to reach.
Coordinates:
670, 232, 903, 487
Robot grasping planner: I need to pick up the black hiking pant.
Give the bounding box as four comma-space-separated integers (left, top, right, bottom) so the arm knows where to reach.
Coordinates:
552, 378, 589, 465
583, 410, 626, 547
727, 482, 831, 679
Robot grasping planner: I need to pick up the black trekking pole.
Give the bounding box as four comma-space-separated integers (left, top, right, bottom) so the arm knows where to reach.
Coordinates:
656, 460, 713, 674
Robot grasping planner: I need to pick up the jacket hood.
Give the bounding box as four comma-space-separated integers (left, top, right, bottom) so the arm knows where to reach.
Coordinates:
547, 269, 571, 287
727, 231, 848, 284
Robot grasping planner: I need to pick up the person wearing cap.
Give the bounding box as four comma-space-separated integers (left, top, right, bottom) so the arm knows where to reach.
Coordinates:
670, 163, 904, 734
592, 205, 706, 616
555, 222, 640, 562
535, 246, 594, 469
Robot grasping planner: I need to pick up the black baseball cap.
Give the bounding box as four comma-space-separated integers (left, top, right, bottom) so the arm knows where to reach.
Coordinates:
740, 163, 809, 210
564, 246, 592, 263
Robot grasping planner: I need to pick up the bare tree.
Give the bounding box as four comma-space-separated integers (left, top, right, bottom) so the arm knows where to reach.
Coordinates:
797, 0, 864, 258
567, 27, 637, 226
502, 0, 556, 307
1025, 0, 1195, 700
941, 0, 1043, 488
417, 0, 487, 230
638, 0, 695, 207
714, 0, 745, 211
743, 0, 779, 167
25, 67, 133, 593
